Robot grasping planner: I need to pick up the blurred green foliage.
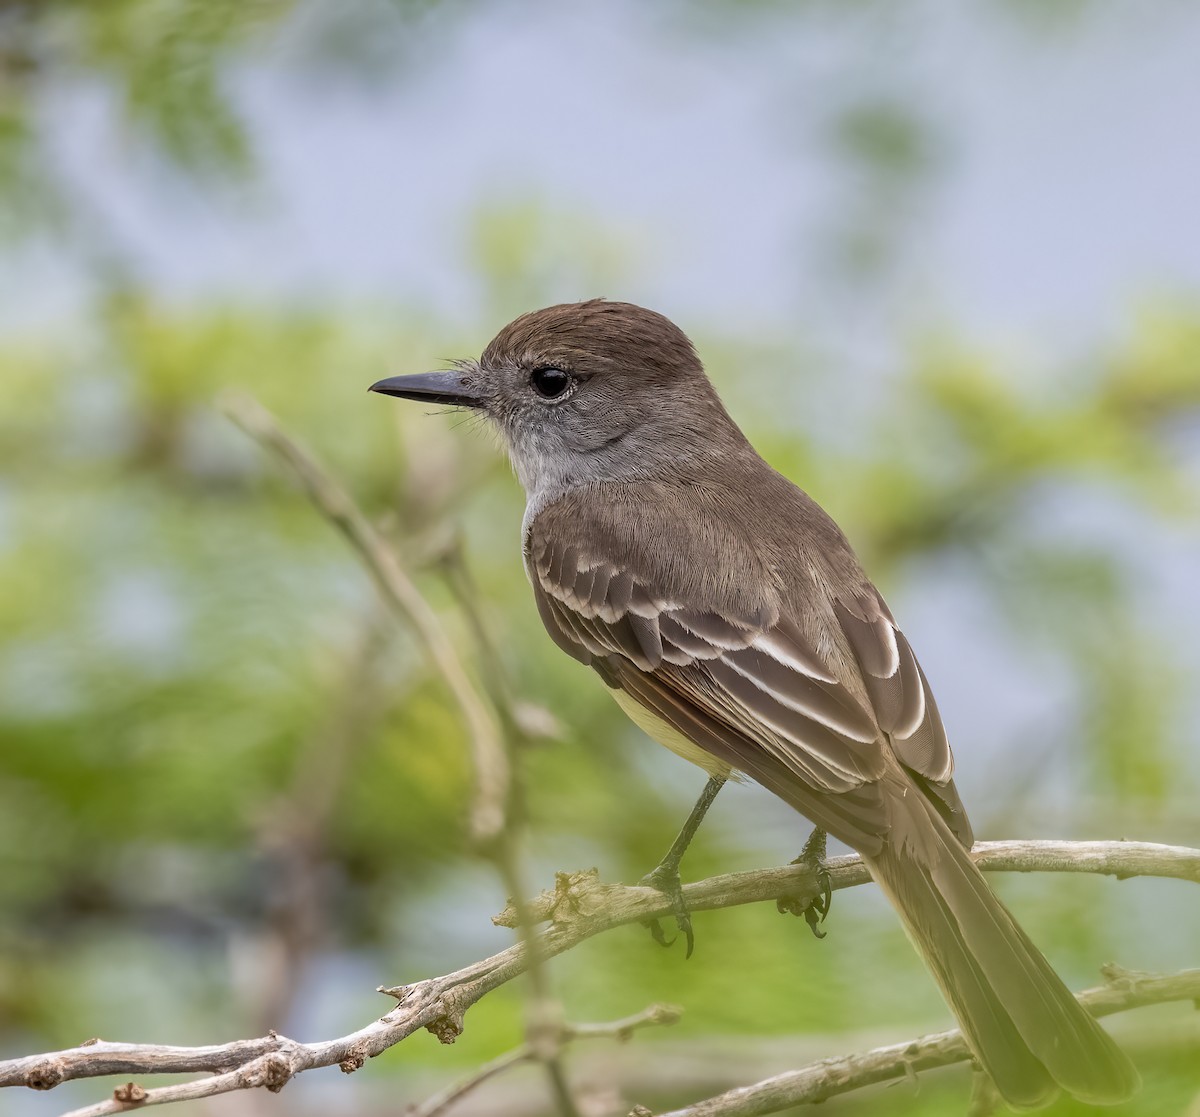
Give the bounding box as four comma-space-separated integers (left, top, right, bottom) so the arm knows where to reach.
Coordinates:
0, 0, 470, 243
1, 3, 1198, 1116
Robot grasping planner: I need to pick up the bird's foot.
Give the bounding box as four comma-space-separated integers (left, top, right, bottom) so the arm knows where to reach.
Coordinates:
776, 827, 831, 939
639, 859, 695, 959
635, 775, 726, 959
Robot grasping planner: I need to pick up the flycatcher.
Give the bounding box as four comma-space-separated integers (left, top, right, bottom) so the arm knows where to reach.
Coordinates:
370, 300, 1137, 1107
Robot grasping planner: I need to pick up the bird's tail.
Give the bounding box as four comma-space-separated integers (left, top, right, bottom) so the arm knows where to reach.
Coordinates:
865, 796, 1138, 1108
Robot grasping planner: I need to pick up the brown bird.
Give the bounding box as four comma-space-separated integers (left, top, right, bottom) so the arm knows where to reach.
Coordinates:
370, 300, 1138, 1107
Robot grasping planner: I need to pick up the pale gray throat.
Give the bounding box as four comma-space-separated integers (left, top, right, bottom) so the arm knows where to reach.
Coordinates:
504, 395, 752, 548
513, 440, 635, 554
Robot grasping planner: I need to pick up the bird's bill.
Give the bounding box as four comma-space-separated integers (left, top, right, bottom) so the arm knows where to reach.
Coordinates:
368, 370, 483, 407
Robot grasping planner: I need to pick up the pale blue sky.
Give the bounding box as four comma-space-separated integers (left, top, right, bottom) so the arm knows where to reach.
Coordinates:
9, 1, 1200, 361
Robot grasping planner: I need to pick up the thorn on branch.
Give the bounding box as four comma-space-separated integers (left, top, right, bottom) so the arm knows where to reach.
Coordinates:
112, 1081, 147, 1104
339, 1048, 367, 1074
492, 867, 608, 929
551, 868, 603, 921
25, 1060, 65, 1090
426, 1014, 464, 1045
1100, 962, 1156, 991
613, 1002, 683, 1042
257, 1053, 294, 1093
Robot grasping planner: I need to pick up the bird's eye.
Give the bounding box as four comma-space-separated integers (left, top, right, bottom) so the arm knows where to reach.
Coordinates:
530, 366, 571, 399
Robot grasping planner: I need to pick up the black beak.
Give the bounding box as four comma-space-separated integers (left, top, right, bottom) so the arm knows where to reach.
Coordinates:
368, 370, 484, 407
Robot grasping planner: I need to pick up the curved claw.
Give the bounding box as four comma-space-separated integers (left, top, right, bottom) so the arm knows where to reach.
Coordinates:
645, 917, 675, 949
640, 865, 696, 958
781, 827, 832, 939
816, 863, 832, 920
803, 909, 827, 938
634, 776, 723, 961
679, 914, 695, 960
802, 886, 828, 939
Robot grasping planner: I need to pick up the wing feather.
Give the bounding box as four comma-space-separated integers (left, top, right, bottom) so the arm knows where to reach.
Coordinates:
833, 594, 955, 788
720, 645, 880, 743
659, 615, 721, 659
528, 531, 959, 834
532, 580, 589, 663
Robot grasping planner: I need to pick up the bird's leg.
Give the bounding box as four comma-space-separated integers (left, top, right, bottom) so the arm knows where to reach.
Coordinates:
776, 827, 832, 939
639, 774, 726, 959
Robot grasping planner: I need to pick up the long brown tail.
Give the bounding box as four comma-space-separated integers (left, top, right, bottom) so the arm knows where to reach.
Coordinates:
866, 798, 1138, 1108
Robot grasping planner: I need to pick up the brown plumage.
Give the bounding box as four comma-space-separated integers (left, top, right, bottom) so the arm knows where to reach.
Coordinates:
370, 299, 1139, 1107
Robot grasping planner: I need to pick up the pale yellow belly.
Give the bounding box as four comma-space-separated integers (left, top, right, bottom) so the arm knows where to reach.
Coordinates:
612, 688, 734, 780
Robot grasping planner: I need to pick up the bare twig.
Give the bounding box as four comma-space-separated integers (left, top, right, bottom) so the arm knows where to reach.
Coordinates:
435, 530, 580, 1115
408, 1003, 681, 1117
3, 839, 1196, 1116
485, 803, 579, 1116
490, 837, 1200, 929
651, 966, 1200, 1117
969, 838, 1200, 883
220, 391, 508, 846
21, 966, 1200, 1117
223, 395, 579, 1113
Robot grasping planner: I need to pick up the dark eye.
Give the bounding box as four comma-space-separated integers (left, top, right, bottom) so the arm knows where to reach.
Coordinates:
530, 366, 571, 399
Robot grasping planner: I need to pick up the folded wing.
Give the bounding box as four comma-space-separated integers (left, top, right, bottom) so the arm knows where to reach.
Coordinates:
527, 532, 967, 847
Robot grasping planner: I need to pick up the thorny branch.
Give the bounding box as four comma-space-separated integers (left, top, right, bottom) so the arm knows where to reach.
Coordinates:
2, 841, 1198, 1117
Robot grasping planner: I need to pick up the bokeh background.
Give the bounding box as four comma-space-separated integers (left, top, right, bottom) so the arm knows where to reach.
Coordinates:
2, 3, 1199, 1115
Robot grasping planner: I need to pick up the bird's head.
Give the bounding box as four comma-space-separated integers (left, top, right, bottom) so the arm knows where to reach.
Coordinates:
370, 300, 739, 496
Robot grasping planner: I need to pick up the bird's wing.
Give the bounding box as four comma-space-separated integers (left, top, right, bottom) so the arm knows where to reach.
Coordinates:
526, 531, 957, 846
831, 589, 952, 784
831, 587, 969, 843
